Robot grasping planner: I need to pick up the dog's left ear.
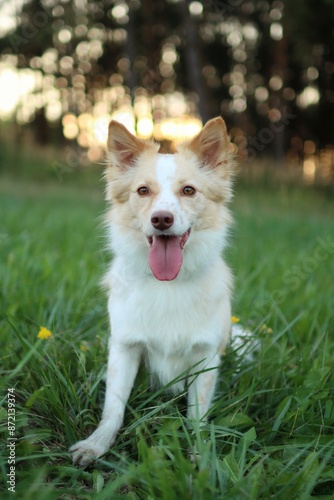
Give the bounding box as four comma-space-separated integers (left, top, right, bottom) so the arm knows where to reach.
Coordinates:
187, 117, 232, 169
108, 121, 156, 170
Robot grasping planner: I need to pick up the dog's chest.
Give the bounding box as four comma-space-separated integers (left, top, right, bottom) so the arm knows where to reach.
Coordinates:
108, 276, 227, 356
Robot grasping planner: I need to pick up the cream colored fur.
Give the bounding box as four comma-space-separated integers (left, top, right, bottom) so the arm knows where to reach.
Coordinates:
70, 117, 235, 466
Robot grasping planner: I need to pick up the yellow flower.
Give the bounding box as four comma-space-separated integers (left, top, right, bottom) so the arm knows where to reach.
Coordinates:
231, 316, 240, 324
259, 324, 273, 334
37, 326, 52, 340
80, 342, 89, 352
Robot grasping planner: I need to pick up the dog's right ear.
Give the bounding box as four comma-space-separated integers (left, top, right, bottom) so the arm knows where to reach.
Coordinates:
108, 121, 154, 170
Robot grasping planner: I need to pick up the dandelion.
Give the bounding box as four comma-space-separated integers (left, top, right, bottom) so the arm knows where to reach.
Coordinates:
37, 326, 52, 339
231, 316, 240, 324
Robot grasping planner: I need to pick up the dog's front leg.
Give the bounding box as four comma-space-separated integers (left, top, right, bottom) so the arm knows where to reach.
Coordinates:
70, 342, 141, 466
187, 353, 220, 421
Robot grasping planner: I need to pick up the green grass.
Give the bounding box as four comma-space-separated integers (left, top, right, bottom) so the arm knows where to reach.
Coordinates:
1, 173, 334, 499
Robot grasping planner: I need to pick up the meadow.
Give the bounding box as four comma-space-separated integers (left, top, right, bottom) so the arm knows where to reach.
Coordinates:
0, 166, 333, 499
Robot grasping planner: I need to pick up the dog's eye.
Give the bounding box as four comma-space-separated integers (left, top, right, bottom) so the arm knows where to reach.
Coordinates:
137, 186, 150, 196
182, 186, 196, 196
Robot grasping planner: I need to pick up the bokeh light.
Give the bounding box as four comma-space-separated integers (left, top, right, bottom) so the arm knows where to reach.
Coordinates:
0, 0, 332, 185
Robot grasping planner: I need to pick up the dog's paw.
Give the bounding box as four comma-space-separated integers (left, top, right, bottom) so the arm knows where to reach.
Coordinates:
69, 438, 109, 467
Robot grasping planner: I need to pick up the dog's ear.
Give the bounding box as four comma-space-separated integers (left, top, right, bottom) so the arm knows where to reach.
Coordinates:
186, 117, 232, 169
108, 121, 152, 169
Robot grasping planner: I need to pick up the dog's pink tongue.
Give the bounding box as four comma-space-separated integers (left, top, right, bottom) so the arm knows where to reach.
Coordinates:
149, 236, 183, 281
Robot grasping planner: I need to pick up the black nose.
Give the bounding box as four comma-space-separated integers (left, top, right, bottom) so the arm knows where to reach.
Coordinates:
151, 211, 174, 231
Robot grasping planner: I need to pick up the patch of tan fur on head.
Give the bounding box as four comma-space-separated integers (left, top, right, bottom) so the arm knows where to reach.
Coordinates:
177, 116, 236, 204
105, 120, 159, 204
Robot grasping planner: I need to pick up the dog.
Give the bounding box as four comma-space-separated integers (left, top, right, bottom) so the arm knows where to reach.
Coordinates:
70, 116, 235, 466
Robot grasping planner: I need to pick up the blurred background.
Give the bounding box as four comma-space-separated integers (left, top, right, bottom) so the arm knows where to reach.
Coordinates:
0, 0, 333, 187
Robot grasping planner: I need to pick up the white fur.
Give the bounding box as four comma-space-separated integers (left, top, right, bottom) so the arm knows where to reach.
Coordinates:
143, 154, 188, 236
154, 154, 178, 213
70, 119, 234, 466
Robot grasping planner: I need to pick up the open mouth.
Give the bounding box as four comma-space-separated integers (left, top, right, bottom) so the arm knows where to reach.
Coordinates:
147, 228, 191, 281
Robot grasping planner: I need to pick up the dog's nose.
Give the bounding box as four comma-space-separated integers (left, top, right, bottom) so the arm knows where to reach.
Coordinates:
151, 211, 174, 231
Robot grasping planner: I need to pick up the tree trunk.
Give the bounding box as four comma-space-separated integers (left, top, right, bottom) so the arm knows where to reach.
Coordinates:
180, 1, 210, 123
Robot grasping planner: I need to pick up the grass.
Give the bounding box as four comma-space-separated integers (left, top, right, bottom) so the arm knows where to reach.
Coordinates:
0, 170, 333, 499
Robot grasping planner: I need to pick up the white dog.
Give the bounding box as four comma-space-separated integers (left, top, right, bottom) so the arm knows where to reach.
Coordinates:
70, 117, 235, 466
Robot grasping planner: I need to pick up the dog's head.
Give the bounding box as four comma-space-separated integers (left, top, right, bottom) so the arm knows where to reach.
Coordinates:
105, 117, 235, 281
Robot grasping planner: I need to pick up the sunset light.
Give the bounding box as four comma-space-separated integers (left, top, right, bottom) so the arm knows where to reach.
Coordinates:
0, 0, 333, 185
